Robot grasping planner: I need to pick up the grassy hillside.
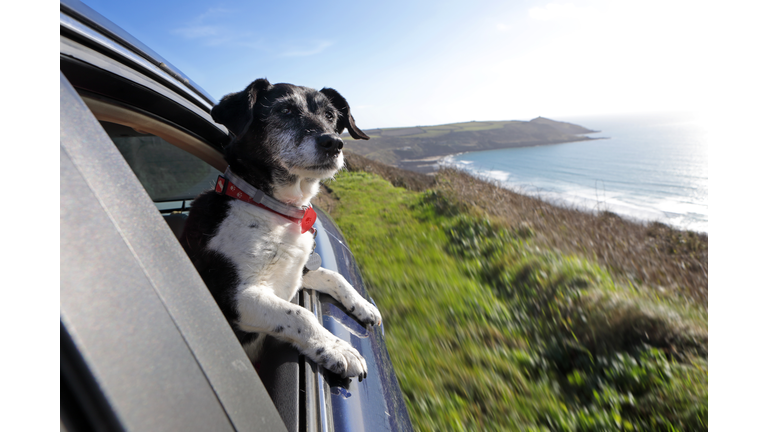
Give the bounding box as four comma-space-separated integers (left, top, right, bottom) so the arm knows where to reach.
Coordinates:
313, 155, 707, 431
342, 118, 598, 173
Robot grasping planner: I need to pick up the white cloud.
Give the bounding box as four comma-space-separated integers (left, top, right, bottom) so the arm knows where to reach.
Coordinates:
171, 25, 249, 47
172, 25, 220, 39
171, 8, 255, 47
279, 41, 334, 57
171, 8, 333, 56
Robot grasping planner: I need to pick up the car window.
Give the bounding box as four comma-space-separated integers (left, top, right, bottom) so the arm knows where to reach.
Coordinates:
100, 121, 221, 202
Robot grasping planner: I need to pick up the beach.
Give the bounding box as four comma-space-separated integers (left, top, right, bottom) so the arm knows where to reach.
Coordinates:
440, 112, 707, 233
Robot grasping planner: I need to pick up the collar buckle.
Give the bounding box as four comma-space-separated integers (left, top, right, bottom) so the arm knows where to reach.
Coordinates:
216, 171, 317, 234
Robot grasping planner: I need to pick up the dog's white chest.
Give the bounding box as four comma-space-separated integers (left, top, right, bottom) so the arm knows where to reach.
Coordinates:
207, 201, 314, 299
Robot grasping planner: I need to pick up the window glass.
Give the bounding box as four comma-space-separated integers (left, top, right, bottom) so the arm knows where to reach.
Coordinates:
100, 121, 221, 202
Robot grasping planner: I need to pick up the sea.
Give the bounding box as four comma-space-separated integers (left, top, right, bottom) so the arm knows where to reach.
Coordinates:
440, 112, 708, 233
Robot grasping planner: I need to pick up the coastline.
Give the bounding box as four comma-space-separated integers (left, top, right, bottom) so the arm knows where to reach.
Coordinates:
396, 136, 605, 175
433, 137, 707, 234
344, 117, 604, 175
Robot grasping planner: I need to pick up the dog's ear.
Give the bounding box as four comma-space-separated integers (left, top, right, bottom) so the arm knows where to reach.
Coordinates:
320, 88, 369, 140
211, 78, 272, 138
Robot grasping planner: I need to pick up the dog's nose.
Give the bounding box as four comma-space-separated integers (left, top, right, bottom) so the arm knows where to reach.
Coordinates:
317, 134, 344, 153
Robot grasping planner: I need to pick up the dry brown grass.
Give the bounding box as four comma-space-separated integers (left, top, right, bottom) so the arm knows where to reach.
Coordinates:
323, 154, 707, 305
433, 168, 707, 304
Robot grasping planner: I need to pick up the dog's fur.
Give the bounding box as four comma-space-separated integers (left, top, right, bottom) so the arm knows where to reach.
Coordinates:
180, 78, 381, 379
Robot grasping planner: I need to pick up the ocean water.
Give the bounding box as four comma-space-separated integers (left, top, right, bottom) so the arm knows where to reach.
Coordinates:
440, 112, 708, 233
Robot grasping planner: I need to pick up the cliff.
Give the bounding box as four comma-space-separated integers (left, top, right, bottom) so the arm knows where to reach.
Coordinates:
342, 117, 599, 173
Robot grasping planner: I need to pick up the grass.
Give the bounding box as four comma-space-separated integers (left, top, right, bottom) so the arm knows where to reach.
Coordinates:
315, 157, 707, 431
322, 173, 556, 430
343, 153, 708, 303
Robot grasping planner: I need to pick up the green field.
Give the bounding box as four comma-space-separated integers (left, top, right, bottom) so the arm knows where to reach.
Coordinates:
347, 121, 516, 141
321, 169, 707, 431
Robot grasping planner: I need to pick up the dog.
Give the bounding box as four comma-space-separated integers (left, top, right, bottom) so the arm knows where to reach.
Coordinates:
180, 78, 381, 381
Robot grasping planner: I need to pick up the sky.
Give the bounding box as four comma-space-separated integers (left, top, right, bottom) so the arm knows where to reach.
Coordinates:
76, 0, 737, 129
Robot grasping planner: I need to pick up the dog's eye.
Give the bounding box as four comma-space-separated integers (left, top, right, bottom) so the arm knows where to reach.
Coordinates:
324, 111, 334, 120
280, 108, 292, 115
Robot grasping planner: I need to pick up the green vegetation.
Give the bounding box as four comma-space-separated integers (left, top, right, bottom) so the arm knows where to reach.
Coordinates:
353, 120, 525, 141
317, 161, 707, 431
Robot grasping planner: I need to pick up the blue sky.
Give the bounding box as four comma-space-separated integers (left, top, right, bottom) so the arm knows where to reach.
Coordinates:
81, 0, 716, 128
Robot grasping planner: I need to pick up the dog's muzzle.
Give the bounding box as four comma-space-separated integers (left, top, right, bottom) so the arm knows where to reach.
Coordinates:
317, 133, 344, 155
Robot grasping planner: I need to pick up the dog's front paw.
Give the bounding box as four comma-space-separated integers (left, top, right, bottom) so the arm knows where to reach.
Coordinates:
312, 338, 368, 380
351, 301, 382, 328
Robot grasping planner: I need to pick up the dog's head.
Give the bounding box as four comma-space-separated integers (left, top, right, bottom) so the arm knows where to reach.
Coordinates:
212, 78, 369, 181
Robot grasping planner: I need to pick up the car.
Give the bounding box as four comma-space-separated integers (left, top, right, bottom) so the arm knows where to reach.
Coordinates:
59, 0, 413, 430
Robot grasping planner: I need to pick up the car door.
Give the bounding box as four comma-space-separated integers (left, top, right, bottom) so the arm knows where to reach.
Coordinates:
60, 70, 288, 431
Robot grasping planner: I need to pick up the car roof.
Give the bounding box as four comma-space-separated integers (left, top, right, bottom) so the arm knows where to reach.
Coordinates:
61, 0, 217, 108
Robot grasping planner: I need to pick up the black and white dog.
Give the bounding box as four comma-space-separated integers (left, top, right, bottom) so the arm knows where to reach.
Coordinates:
180, 78, 381, 380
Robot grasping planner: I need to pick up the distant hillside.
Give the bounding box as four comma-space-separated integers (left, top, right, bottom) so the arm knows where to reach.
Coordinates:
342, 117, 598, 174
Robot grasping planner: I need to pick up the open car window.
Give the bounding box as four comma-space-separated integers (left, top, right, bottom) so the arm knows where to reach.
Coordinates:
100, 120, 221, 203
78, 95, 228, 212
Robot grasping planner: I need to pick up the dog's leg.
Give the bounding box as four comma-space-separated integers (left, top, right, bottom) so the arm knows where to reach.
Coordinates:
302, 268, 382, 328
236, 286, 368, 379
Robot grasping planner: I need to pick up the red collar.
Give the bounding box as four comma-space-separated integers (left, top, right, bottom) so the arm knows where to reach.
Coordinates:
215, 175, 317, 234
